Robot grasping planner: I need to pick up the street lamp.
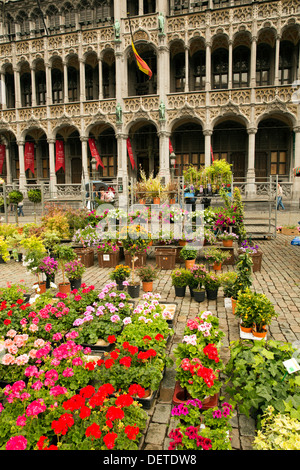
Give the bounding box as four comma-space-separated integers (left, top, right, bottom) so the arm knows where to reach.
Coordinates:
170, 151, 176, 181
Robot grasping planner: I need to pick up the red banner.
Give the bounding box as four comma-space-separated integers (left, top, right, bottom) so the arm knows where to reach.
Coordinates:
126, 138, 136, 170
55, 140, 65, 172
88, 138, 104, 169
0, 144, 5, 174
211, 145, 214, 162
169, 139, 174, 154
24, 142, 35, 174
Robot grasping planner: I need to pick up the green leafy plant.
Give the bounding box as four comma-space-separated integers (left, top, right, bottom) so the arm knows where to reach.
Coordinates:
253, 405, 300, 450
235, 288, 278, 332
53, 245, 77, 285
110, 265, 131, 282
231, 252, 253, 300
203, 272, 221, 290
219, 271, 238, 297
137, 265, 158, 282
224, 339, 300, 421
65, 259, 86, 280
180, 246, 198, 261
171, 268, 190, 287
204, 246, 231, 264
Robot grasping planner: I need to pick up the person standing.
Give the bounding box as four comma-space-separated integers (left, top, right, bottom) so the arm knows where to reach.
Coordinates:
277, 183, 285, 211
18, 200, 24, 216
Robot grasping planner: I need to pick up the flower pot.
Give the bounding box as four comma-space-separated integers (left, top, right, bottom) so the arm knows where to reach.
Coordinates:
189, 286, 195, 297
139, 199, 146, 204
252, 329, 267, 339
231, 297, 237, 314
70, 278, 82, 290
240, 324, 252, 333
97, 250, 119, 268
179, 240, 187, 247
45, 274, 55, 289
58, 282, 71, 294
174, 286, 186, 297
213, 262, 222, 270
116, 280, 125, 290
155, 247, 177, 270
153, 197, 160, 204
222, 239, 233, 247
169, 198, 176, 204
127, 284, 140, 298
193, 290, 205, 303
36, 281, 46, 294
251, 251, 263, 273
74, 248, 94, 268
206, 288, 218, 300
142, 281, 153, 292
185, 259, 195, 269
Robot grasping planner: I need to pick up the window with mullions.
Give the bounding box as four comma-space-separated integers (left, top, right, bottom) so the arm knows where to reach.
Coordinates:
212, 48, 228, 89
17, 11, 30, 36
233, 46, 250, 88
21, 73, 32, 107
85, 65, 94, 100
270, 151, 287, 175
46, 5, 60, 31
62, 3, 75, 28
191, 50, 206, 91
36, 71, 46, 105
78, 0, 93, 24
52, 69, 63, 103
279, 41, 294, 85
174, 53, 185, 92
144, 0, 156, 14
256, 44, 272, 86
175, 153, 205, 176
68, 67, 78, 102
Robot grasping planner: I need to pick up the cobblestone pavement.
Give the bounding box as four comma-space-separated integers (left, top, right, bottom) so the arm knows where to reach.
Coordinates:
0, 210, 299, 451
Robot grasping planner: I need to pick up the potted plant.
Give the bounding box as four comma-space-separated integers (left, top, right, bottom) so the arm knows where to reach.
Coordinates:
189, 264, 208, 302
234, 288, 255, 333
109, 265, 131, 290
239, 240, 262, 273
27, 188, 42, 223
121, 224, 149, 298
180, 245, 198, 269
72, 225, 100, 267
137, 265, 158, 292
171, 268, 190, 297
168, 425, 212, 450
203, 272, 221, 300
97, 240, 120, 268
53, 244, 77, 294
65, 258, 86, 290
230, 251, 253, 313
219, 271, 238, 299
8, 190, 24, 225
204, 246, 231, 270
0, 236, 10, 263
20, 235, 47, 293
217, 231, 239, 247
38, 256, 58, 289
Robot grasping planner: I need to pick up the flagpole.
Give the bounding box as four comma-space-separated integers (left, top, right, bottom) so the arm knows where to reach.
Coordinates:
35, 0, 49, 36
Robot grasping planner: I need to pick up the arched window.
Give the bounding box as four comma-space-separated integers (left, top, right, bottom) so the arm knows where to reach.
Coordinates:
95, 0, 113, 24
233, 46, 250, 88
16, 11, 30, 36
20, 72, 32, 107
46, 5, 60, 31
68, 66, 78, 101
30, 8, 44, 33
256, 43, 272, 86
6, 14, 16, 40
62, 2, 75, 28
36, 71, 46, 105
279, 41, 294, 85
78, 0, 93, 25
144, 0, 156, 14
212, 48, 228, 89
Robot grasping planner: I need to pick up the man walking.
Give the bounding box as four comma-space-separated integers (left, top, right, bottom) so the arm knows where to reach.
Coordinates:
277, 182, 285, 211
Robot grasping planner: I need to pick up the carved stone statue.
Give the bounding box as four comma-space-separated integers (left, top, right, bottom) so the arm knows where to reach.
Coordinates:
116, 103, 122, 123
159, 101, 166, 121
114, 19, 120, 39
158, 12, 165, 34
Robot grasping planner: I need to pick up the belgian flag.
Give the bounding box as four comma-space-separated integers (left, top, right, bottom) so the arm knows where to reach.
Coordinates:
128, 15, 152, 80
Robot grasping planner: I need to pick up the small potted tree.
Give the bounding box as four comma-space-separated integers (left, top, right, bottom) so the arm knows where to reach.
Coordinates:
27, 188, 42, 223
137, 265, 158, 292
53, 244, 77, 294
65, 258, 86, 290
189, 264, 208, 302
180, 246, 199, 269
171, 268, 190, 297
8, 190, 23, 225
109, 265, 131, 290
203, 272, 221, 300
20, 235, 47, 293
38, 256, 58, 289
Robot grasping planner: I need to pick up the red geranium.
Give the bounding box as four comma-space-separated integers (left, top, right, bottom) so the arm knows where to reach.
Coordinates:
107, 335, 116, 344
85, 423, 101, 440
106, 406, 124, 422
119, 356, 132, 368
125, 425, 139, 440
103, 432, 118, 449
115, 393, 134, 408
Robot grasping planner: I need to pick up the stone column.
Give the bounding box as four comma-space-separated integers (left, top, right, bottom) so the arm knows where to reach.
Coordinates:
158, 129, 171, 183
293, 126, 300, 204
79, 58, 85, 102
250, 36, 257, 88
116, 132, 129, 205
204, 129, 212, 167
274, 35, 281, 86
228, 40, 233, 89
1, 72, 6, 109
184, 45, 189, 92
13, 67, 21, 108
205, 41, 211, 91
81, 136, 89, 183
246, 127, 257, 197
45, 62, 52, 106
63, 60, 68, 103
30, 65, 36, 107
17, 140, 26, 190
48, 138, 57, 197
98, 56, 103, 100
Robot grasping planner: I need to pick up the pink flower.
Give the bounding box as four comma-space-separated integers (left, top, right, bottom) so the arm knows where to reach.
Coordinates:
62, 368, 74, 377
16, 414, 27, 427
5, 435, 27, 450
45, 323, 52, 332
49, 385, 68, 397
26, 399, 46, 417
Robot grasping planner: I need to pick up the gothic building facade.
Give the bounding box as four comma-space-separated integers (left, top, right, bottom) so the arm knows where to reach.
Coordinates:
0, 0, 299, 199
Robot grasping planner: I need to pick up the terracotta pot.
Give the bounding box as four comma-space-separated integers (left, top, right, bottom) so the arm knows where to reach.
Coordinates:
169, 198, 176, 204
213, 262, 222, 270
142, 281, 153, 292
252, 329, 267, 338
36, 281, 46, 294
185, 259, 195, 269
139, 199, 146, 204
231, 297, 237, 314
153, 197, 160, 204
179, 240, 187, 247
222, 239, 233, 247
240, 324, 252, 333
58, 282, 71, 294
